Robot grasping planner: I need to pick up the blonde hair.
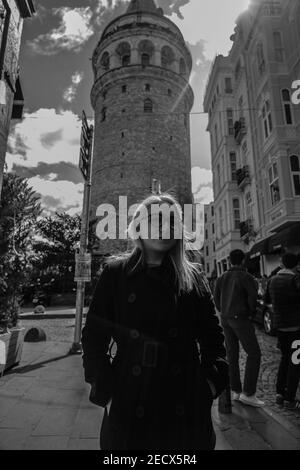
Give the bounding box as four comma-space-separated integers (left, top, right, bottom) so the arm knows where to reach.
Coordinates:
124, 193, 208, 297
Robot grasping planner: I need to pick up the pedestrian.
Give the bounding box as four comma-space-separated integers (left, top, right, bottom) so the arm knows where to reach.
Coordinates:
264, 253, 300, 410
81, 193, 228, 450
214, 249, 264, 407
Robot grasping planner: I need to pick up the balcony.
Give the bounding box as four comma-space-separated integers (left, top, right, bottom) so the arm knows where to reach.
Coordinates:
236, 165, 250, 189
240, 219, 256, 244
234, 117, 246, 144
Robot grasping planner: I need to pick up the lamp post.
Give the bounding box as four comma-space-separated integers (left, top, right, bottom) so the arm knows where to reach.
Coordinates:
69, 111, 93, 355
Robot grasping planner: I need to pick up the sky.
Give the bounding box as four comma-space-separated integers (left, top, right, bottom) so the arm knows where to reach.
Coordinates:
6, 0, 251, 216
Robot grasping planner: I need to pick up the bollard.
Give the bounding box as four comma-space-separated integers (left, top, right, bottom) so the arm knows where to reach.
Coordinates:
24, 327, 46, 342
218, 383, 232, 414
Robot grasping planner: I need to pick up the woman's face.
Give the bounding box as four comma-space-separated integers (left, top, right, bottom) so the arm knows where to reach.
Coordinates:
140, 204, 181, 254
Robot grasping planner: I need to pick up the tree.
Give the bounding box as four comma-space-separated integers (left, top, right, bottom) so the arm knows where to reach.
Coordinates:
0, 172, 41, 331
32, 212, 81, 294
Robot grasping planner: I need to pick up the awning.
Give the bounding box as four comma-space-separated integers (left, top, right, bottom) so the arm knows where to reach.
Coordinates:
249, 236, 271, 259
268, 223, 300, 253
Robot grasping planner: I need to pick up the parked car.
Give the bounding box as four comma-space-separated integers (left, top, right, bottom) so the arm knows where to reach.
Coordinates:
254, 295, 276, 336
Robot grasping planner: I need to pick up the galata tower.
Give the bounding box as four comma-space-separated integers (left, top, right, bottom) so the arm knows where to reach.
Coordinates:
90, 0, 194, 255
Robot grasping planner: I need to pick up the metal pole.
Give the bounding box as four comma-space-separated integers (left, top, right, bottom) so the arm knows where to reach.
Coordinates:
69, 126, 94, 355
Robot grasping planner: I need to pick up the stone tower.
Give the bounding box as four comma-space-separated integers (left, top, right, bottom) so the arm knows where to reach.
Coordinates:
90, 0, 194, 254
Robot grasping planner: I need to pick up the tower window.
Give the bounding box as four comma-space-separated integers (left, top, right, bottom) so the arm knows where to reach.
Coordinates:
116, 41, 131, 67
102, 91, 107, 100
122, 55, 130, 66
170, 136, 173, 141
144, 98, 153, 113
122, 109, 126, 113
122, 85, 127, 93
168, 89, 172, 96
121, 132, 125, 138
145, 84, 151, 92
161, 45, 175, 68
142, 53, 150, 67
100, 51, 110, 70
180, 58, 186, 75
101, 107, 106, 122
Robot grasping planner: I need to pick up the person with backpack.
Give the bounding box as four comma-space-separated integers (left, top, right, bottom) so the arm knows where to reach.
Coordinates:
264, 252, 300, 410
214, 249, 264, 407
81, 193, 228, 450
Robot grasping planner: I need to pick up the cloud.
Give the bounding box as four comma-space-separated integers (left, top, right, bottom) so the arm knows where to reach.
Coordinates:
63, 72, 84, 103
27, 176, 84, 216
27, 8, 93, 55
192, 167, 213, 205
7, 108, 82, 170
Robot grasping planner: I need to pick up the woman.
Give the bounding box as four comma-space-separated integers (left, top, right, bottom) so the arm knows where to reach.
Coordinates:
81, 193, 228, 450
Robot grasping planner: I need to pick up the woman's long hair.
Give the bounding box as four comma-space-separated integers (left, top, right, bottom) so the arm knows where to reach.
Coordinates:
108, 192, 209, 297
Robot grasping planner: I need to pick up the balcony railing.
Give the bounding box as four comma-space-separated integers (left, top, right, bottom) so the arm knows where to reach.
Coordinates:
234, 117, 246, 144
236, 165, 250, 189
240, 219, 256, 243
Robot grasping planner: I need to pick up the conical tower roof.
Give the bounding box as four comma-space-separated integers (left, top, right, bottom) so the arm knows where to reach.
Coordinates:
126, 0, 162, 15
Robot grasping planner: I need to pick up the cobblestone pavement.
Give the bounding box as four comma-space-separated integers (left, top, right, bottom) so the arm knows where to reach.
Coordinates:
20, 318, 300, 429
239, 325, 300, 429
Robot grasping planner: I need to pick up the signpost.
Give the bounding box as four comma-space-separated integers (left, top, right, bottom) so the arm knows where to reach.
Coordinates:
69, 111, 93, 355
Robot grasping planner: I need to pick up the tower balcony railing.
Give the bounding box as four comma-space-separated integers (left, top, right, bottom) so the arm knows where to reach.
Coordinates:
234, 117, 246, 144
236, 165, 250, 189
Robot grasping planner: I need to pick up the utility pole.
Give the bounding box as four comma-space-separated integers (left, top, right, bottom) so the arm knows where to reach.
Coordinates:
69, 111, 93, 355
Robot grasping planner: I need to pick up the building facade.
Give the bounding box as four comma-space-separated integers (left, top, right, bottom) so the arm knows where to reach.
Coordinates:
203, 202, 217, 279
203, 0, 300, 277
0, 0, 35, 196
90, 0, 194, 254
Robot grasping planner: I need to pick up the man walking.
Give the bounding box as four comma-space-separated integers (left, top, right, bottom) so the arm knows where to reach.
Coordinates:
214, 249, 264, 407
265, 253, 300, 410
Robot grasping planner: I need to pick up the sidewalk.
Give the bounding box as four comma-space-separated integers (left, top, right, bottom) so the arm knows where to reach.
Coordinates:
0, 341, 300, 450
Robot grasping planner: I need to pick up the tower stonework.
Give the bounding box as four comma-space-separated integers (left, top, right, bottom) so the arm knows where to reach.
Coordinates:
90, 0, 194, 254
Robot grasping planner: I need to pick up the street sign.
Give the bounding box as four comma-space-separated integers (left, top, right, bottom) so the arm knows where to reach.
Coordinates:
74, 253, 92, 282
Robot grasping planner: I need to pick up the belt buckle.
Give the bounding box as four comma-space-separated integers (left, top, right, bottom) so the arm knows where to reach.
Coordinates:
142, 341, 158, 367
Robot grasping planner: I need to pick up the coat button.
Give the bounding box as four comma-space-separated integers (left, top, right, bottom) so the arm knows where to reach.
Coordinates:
130, 329, 140, 339
132, 365, 141, 376
175, 405, 185, 416
128, 293, 136, 303
168, 328, 178, 338
136, 405, 144, 418
171, 365, 181, 376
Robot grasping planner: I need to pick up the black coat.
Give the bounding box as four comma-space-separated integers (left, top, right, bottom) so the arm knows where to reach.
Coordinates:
81, 249, 228, 450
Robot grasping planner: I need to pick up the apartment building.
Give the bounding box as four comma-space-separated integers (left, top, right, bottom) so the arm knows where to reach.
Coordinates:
0, 0, 35, 196
203, 202, 217, 280
203, 0, 300, 277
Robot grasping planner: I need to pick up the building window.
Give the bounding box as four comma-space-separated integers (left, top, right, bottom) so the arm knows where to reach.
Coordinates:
101, 107, 106, 122
206, 264, 210, 275
211, 206, 214, 217
205, 229, 208, 240
227, 108, 234, 135
245, 191, 253, 220
144, 98, 153, 113
233, 198, 241, 230
235, 59, 241, 80
216, 84, 219, 95
281, 89, 293, 125
290, 155, 300, 196
212, 223, 215, 235
273, 31, 284, 62
257, 42, 265, 75
168, 88, 172, 97
269, 162, 281, 205
145, 84, 151, 92
215, 123, 218, 149
262, 99, 273, 139
121, 132, 124, 138
102, 91, 107, 100
122, 85, 127, 93
230, 152, 237, 181
204, 213, 207, 224
225, 77, 232, 93
219, 206, 224, 236
141, 53, 150, 67
213, 242, 216, 252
